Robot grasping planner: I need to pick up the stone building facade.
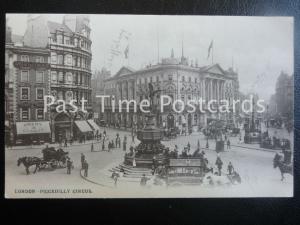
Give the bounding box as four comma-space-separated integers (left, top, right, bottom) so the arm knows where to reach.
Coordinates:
103, 50, 239, 130
5, 36, 51, 144
6, 14, 93, 144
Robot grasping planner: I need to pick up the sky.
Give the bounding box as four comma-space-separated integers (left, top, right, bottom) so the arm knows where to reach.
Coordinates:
6, 14, 294, 101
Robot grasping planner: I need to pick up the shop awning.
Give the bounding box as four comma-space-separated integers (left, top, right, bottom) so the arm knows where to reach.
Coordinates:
87, 120, 101, 133
16, 121, 50, 135
74, 120, 93, 133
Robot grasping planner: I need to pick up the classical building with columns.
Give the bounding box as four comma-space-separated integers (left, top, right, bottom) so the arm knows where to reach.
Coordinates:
103, 50, 239, 130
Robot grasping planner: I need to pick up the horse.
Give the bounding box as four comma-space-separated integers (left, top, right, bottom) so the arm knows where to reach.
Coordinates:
17, 157, 42, 175
273, 153, 293, 181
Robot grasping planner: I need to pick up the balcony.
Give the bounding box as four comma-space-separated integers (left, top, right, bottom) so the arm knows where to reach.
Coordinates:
49, 41, 92, 55
13, 61, 50, 69
50, 82, 92, 90
50, 64, 91, 74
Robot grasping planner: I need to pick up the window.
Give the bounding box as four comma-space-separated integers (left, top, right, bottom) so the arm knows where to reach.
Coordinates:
51, 71, 57, 83
66, 72, 72, 84
51, 52, 57, 64
77, 57, 81, 67
35, 56, 44, 63
57, 91, 63, 100
72, 73, 77, 84
21, 71, 29, 82
21, 55, 29, 62
72, 57, 76, 66
65, 55, 72, 65
21, 87, 30, 100
168, 74, 173, 81
58, 72, 64, 83
65, 91, 73, 102
36, 88, 44, 100
57, 34, 63, 44
36, 71, 44, 83
58, 55, 63, 65
65, 37, 70, 45
181, 95, 185, 102
36, 109, 44, 120
21, 108, 29, 121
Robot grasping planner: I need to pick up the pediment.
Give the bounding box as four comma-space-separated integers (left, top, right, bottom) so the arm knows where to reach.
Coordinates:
115, 66, 135, 77
204, 64, 225, 76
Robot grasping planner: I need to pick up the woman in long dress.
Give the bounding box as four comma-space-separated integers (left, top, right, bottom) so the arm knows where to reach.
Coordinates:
133, 157, 136, 167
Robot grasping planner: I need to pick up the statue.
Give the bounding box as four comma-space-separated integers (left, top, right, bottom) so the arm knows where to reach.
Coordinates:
148, 83, 161, 112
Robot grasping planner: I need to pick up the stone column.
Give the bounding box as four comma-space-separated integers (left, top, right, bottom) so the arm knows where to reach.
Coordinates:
216, 80, 219, 103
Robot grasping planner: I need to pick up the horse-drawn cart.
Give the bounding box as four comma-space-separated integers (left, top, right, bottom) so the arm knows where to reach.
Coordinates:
17, 147, 69, 174
40, 147, 69, 170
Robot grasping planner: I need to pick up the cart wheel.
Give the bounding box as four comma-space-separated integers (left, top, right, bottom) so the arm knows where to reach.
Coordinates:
50, 159, 58, 169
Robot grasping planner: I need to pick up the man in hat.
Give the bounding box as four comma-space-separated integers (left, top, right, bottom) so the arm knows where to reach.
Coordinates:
81, 153, 85, 169
83, 160, 89, 177
66, 158, 73, 175
215, 156, 223, 176
227, 162, 234, 175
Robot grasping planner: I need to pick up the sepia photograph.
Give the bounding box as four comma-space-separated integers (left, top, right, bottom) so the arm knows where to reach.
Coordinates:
5, 14, 294, 198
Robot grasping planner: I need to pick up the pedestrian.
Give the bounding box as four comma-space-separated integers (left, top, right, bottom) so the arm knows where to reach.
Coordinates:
206, 139, 209, 149
91, 142, 94, 152
81, 153, 85, 169
102, 140, 105, 151
123, 136, 127, 151
108, 141, 111, 152
83, 160, 89, 177
140, 174, 149, 187
115, 133, 119, 148
69, 137, 73, 146
67, 158, 73, 175
227, 139, 231, 149
215, 156, 223, 176
152, 155, 157, 169
112, 172, 119, 187
187, 142, 191, 153
227, 162, 234, 175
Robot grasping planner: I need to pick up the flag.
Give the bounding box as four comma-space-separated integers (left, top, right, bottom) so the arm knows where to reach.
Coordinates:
124, 45, 129, 59
207, 40, 213, 59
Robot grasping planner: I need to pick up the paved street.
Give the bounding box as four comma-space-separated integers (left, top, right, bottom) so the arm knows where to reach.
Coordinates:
6, 127, 293, 198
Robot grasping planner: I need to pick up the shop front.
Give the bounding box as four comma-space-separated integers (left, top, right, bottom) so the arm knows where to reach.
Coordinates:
53, 113, 72, 143
74, 120, 93, 142
15, 121, 51, 145
87, 119, 101, 137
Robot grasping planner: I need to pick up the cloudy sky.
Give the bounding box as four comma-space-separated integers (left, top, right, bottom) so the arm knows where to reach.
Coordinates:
7, 14, 293, 101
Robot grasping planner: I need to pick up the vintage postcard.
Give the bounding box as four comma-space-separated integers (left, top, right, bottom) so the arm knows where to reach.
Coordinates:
5, 14, 294, 198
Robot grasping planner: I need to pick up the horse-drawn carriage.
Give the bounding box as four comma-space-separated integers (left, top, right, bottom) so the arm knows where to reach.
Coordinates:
17, 147, 69, 174
40, 147, 69, 169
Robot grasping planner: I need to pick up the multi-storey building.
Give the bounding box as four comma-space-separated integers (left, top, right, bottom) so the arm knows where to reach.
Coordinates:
5, 15, 93, 144
91, 67, 111, 121
5, 27, 51, 145
22, 14, 93, 142
103, 50, 239, 130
